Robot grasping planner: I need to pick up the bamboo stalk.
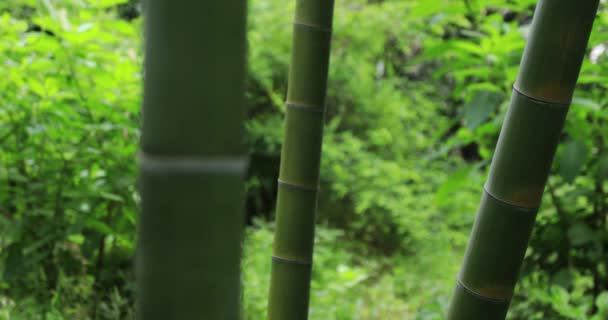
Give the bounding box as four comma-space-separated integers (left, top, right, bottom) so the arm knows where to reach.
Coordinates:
267, 1, 335, 319
447, 0, 599, 318
136, 1, 247, 319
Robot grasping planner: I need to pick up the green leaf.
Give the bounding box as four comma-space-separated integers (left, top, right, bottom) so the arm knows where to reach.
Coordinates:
68, 234, 85, 245
86, 220, 113, 235
88, 0, 129, 8
559, 140, 587, 183
464, 90, 503, 131
571, 97, 601, 111
100, 192, 123, 202
77, 23, 94, 33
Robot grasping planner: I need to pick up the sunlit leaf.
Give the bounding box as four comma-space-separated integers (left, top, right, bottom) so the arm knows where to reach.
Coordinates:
571, 97, 601, 111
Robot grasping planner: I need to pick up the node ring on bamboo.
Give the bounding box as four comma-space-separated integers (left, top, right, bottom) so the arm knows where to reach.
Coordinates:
512, 84, 571, 107
293, 21, 332, 34
286, 101, 326, 113
138, 152, 248, 174
277, 179, 320, 192
272, 255, 313, 266
456, 279, 509, 304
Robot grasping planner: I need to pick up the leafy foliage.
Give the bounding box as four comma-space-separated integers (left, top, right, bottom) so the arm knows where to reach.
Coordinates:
0, 0, 140, 317
0, 0, 607, 318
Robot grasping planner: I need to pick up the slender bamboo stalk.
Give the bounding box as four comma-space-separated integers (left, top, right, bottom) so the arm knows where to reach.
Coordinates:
447, 0, 599, 318
267, 1, 335, 319
136, 1, 247, 319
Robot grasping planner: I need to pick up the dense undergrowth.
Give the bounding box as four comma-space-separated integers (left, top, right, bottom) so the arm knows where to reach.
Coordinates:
0, 0, 607, 319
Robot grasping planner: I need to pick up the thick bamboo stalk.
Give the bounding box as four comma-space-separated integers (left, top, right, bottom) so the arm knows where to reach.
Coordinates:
267, 1, 335, 319
447, 0, 599, 318
136, 1, 247, 319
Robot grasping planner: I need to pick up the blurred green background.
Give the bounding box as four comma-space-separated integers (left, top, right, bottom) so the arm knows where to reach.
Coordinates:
1, 0, 608, 319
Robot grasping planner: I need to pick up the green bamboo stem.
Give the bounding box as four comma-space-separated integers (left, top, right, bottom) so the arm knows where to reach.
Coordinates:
136, 1, 247, 319
447, 0, 599, 318
267, 1, 335, 319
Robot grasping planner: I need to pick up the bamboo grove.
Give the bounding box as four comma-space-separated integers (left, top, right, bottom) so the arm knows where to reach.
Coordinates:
133, 0, 601, 319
